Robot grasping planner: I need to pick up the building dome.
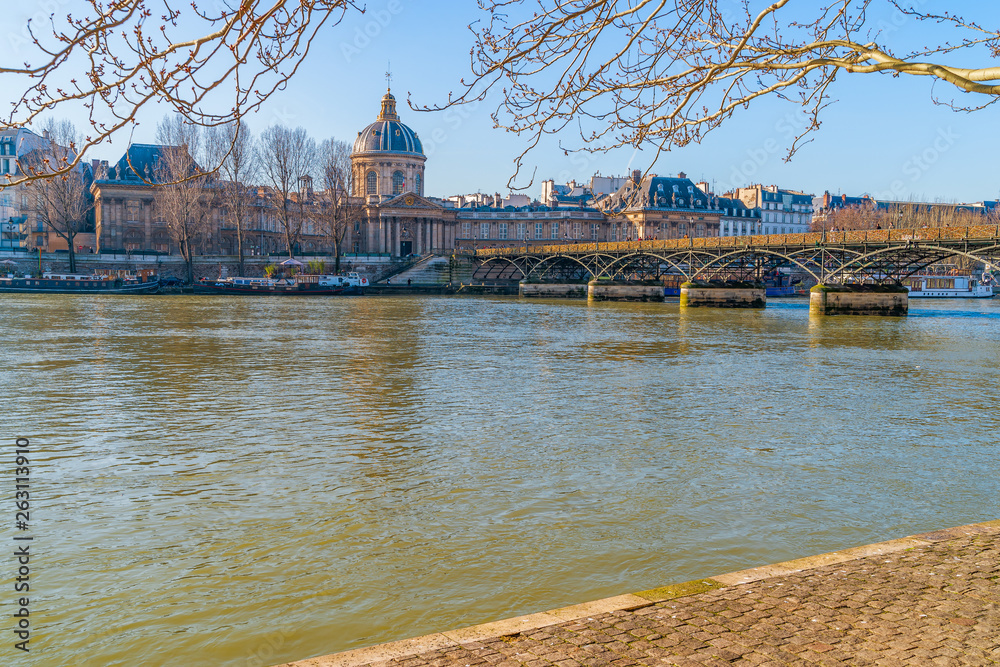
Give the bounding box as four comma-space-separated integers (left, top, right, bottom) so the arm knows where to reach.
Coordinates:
352, 92, 424, 156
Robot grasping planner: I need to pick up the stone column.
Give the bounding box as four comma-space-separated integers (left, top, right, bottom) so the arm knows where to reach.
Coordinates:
393, 218, 400, 257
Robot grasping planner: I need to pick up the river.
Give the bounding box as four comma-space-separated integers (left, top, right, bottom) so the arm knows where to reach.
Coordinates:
1, 295, 998, 666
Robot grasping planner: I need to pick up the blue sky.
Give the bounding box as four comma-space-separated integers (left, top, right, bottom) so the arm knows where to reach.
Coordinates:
3, 1, 999, 203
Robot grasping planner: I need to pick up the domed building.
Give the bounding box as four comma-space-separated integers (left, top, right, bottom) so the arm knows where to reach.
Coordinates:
351, 89, 426, 200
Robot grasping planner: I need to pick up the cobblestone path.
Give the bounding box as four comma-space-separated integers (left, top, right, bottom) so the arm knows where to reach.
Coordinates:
284, 522, 999, 667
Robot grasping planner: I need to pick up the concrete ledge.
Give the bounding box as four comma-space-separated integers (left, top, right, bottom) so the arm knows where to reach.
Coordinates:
545, 593, 653, 620
276, 519, 1000, 667
285, 634, 455, 667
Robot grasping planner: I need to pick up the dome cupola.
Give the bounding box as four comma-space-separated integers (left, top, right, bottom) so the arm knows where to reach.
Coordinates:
350, 86, 427, 198
351, 89, 424, 157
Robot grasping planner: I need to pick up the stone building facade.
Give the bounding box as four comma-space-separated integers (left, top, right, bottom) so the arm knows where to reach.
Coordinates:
86, 88, 768, 264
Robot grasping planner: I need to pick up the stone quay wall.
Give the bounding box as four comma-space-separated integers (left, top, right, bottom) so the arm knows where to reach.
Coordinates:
810, 286, 909, 316
0, 252, 401, 282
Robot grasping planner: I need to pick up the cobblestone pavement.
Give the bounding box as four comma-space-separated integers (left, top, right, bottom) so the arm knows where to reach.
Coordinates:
285, 523, 999, 667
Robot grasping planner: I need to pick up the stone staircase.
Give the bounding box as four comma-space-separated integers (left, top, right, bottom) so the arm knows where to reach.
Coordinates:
382, 255, 475, 286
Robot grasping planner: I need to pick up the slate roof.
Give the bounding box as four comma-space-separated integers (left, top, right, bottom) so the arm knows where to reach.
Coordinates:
352, 92, 424, 157
604, 175, 713, 212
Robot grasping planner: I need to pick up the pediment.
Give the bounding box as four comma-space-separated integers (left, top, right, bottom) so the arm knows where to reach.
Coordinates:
379, 192, 443, 210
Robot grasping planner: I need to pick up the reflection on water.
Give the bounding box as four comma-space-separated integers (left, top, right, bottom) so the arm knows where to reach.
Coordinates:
2, 295, 999, 666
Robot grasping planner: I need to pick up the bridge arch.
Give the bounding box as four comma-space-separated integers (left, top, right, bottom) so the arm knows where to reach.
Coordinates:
833, 243, 1000, 282
599, 251, 693, 280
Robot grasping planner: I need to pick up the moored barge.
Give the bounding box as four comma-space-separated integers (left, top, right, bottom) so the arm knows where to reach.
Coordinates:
193, 274, 351, 295
0, 270, 160, 294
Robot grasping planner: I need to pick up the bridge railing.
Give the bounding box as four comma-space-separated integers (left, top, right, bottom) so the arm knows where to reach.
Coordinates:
473, 225, 1000, 258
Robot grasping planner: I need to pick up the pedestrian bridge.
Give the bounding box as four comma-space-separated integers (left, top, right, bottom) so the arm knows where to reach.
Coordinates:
472, 225, 1000, 284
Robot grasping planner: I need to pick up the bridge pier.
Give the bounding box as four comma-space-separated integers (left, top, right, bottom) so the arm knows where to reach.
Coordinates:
680, 282, 766, 308
519, 282, 588, 298
588, 280, 664, 302
809, 285, 908, 316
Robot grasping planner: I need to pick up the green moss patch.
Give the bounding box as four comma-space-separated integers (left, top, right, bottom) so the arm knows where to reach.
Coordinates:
634, 578, 725, 602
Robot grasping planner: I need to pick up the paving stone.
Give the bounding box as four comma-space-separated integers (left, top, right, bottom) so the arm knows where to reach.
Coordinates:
289, 529, 1000, 667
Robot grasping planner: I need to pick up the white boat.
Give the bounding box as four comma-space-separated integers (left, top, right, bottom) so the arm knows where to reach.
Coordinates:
338, 272, 369, 288
904, 275, 993, 298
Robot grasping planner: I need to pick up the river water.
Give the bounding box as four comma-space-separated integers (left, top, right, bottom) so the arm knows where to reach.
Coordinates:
1, 295, 998, 666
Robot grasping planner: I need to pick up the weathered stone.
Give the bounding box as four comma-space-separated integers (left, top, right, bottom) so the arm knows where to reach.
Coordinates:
679, 283, 766, 308
519, 283, 589, 298
809, 285, 908, 316
587, 281, 664, 302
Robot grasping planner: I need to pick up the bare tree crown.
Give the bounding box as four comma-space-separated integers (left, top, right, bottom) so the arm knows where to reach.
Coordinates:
427, 1, 1000, 188
2, 0, 362, 187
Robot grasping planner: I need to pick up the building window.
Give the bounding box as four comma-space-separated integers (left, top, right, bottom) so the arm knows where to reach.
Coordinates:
498, 222, 508, 240
480, 222, 489, 240
591, 223, 599, 240
366, 171, 378, 195
462, 222, 471, 238
516, 223, 526, 240
535, 222, 543, 239
610, 224, 617, 242
415, 173, 422, 196
679, 222, 687, 236
551, 222, 559, 239
392, 171, 405, 195
573, 222, 581, 239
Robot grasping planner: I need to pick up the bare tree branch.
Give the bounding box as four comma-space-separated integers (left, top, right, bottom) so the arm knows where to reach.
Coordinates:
2, 0, 362, 188
425, 1, 1000, 188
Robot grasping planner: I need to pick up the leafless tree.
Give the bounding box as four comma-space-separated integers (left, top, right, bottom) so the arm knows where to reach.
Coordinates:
154, 116, 212, 283
315, 139, 364, 273
431, 1, 1000, 187
22, 120, 94, 272
1, 1, 362, 188
207, 121, 259, 275
258, 125, 317, 258
814, 201, 992, 232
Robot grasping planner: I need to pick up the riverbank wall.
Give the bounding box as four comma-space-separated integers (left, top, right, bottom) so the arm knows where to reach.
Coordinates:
0, 251, 404, 282
277, 519, 1000, 667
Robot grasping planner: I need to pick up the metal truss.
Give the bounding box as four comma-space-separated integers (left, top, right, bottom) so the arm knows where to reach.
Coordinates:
473, 229, 1000, 285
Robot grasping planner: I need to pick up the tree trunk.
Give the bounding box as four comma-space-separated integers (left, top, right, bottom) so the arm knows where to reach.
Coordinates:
333, 237, 341, 274
182, 236, 194, 284
236, 219, 246, 276
67, 233, 77, 273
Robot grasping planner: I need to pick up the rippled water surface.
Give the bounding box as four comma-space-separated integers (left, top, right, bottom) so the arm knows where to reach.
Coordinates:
1, 295, 998, 666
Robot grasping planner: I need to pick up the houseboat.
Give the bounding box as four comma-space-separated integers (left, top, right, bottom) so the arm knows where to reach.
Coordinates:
904, 275, 993, 298
0, 270, 160, 294
193, 274, 354, 295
